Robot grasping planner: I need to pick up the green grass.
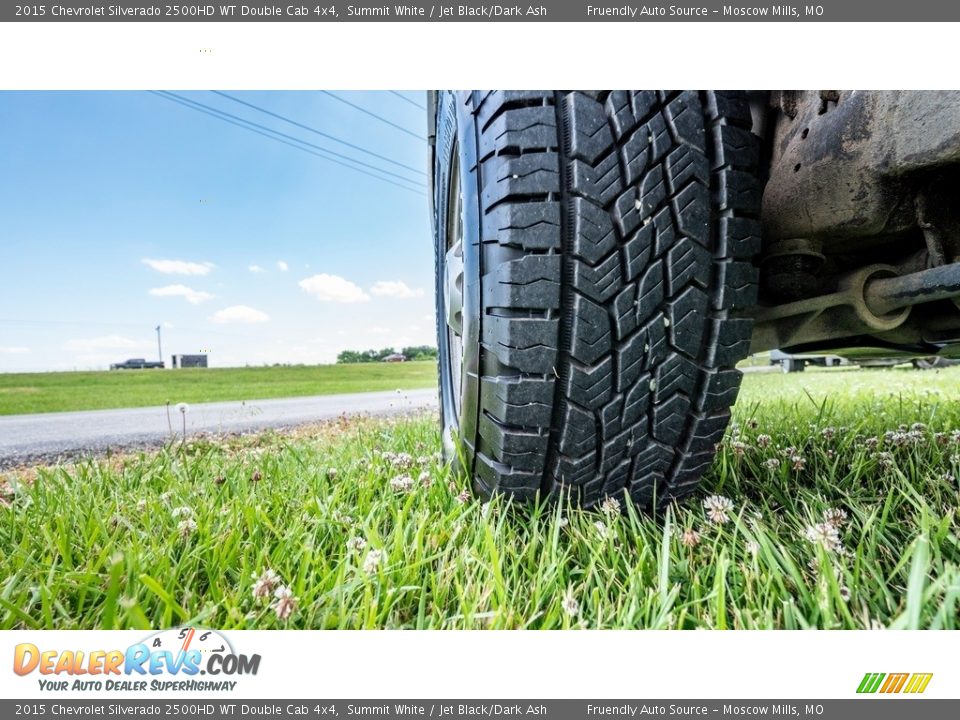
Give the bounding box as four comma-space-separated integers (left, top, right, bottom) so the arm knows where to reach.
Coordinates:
0, 362, 437, 415
2, 365, 959, 629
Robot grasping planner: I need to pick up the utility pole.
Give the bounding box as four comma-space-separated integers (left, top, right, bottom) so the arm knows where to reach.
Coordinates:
156, 325, 162, 365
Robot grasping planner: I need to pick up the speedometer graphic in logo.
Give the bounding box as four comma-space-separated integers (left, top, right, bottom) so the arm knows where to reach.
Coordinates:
143, 627, 234, 657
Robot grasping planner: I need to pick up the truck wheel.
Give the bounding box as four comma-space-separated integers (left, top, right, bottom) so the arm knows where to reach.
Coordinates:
432, 91, 761, 509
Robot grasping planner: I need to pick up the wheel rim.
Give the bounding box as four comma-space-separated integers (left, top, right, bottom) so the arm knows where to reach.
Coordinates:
444, 150, 465, 422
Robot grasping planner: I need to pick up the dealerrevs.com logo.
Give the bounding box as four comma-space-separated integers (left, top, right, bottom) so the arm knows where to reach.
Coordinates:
857, 673, 933, 694
13, 627, 260, 692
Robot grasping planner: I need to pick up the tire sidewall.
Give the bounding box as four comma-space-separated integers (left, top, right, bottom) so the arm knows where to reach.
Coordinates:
434, 91, 482, 476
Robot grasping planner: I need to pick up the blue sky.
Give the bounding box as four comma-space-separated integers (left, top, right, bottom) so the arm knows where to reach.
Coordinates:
0, 91, 433, 372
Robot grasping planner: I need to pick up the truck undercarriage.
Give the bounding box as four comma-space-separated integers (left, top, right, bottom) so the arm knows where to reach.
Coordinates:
749, 90, 960, 361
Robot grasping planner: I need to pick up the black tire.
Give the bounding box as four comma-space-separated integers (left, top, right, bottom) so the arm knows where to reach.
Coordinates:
431, 91, 761, 510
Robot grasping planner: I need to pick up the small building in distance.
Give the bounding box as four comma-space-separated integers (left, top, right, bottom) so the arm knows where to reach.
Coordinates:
382, 353, 408, 363
171, 354, 209, 369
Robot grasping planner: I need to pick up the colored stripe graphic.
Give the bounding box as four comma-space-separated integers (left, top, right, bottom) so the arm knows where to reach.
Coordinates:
880, 673, 909, 693
857, 672, 932, 694
857, 673, 885, 693
904, 674, 934, 694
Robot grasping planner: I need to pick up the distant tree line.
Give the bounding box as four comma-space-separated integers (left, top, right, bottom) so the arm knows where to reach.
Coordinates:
336, 346, 438, 364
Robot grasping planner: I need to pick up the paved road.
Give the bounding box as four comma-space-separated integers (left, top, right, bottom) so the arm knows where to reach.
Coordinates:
0, 388, 438, 468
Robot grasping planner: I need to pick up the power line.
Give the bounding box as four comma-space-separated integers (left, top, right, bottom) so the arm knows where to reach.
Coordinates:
211, 90, 425, 176
152, 92, 426, 196
320, 91, 425, 140
156, 92, 423, 187
389, 90, 427, 111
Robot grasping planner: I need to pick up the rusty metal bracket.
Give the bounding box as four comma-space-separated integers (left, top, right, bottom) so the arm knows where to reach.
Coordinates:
750, 262, 960, 353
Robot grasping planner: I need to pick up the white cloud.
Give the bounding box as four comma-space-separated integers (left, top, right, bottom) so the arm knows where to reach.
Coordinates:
210, 305, 270, 324
142, 258, 214, 275
299, 273, 370, 303
64, 335, 152, 352
0, 346, 30, 354
277, 260, 289, 272
148, 284, 214, 305
248, 264, 265, 273
370, 280, 425, 299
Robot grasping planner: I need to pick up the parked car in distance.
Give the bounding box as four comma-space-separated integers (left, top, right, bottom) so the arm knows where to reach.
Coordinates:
110, 358, 164, 370
769, 349, 845, 373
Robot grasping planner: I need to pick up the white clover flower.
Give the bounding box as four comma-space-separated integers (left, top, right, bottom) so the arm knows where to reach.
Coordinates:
594, 520, 609, 539
136, 499, 148, 513
271, 585, 297, 621
600, 496, 621, 516
390, 475, 414, 492
455, 489, 471, 504
756, 434, 772, 449
251, 569, 281, 601
703, 495, 735, 525
418, 470, 433, 487
171, 506, 193, 518
363, 548, 387, 574
680, 528, 701, 548
177, 518, 198, 538
561, 589, 580, 617
804, 522, 844, 553
764, 458, 781, 471
745, 540, 760, 557
823, 508, 848, 528
557, 516, 569, 528
346, 536, 367, 553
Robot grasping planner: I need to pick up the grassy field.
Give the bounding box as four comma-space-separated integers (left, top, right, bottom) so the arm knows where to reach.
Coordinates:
2, 365, 959, 629
0, 362, 437, 415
